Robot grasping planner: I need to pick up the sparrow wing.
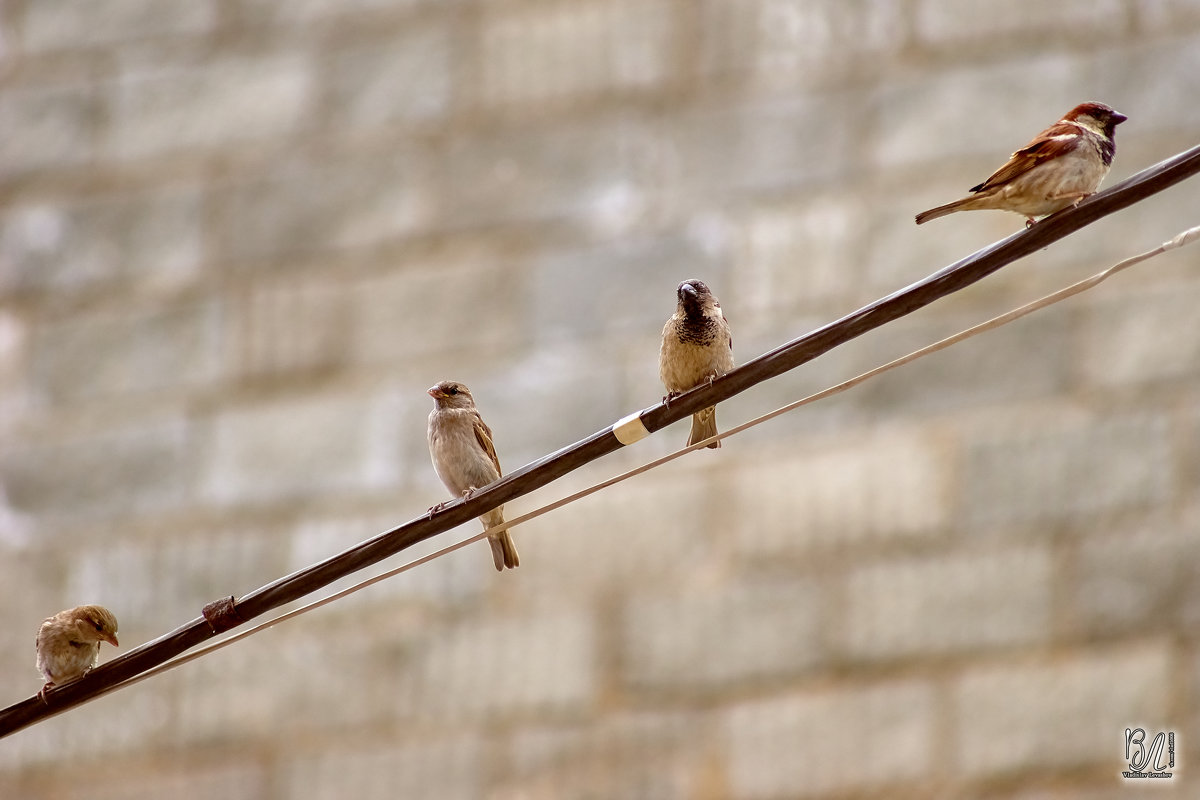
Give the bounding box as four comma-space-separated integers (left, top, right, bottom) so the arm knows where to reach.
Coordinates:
472, 413, 503, 477
971, 121, 1084, 193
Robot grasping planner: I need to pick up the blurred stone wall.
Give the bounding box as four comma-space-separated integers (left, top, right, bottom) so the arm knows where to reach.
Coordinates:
2, 1, 1199, 798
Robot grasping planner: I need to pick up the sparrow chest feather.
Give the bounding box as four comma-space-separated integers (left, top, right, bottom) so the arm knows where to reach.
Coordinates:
37, 631, 99, 681
1013, 147, 1107, 196
995, 131, 1111, 215
428, 409, 501, 495
1059, 139, 1111, 187
660, 315, 734, 392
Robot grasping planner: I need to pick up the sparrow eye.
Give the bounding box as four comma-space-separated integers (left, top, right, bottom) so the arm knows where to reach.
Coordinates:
93, 621, 104, 631
446, 386, 458, 395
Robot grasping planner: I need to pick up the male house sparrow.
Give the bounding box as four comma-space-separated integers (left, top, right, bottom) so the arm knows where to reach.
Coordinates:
915, 101, 1127, 226
660, 279, 734, 449
427, 380, 519, 571
36, 605, 119, 700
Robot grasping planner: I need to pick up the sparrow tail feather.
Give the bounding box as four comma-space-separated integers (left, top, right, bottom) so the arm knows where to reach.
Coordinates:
915, 197, 976, 225
488, 532, 520, 571
689, 406, 720, 449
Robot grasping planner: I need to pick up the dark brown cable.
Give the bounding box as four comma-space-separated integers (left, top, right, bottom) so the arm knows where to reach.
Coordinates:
3, 142, 1199, 738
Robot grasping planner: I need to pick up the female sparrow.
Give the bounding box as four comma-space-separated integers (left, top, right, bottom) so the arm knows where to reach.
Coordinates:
36, 605, 119, 700
660, 279, 734, 449
427, 381, 519, 571
915, 101, 1127, 227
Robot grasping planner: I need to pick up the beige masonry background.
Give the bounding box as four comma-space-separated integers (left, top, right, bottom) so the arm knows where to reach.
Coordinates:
1, 1, 1199, 798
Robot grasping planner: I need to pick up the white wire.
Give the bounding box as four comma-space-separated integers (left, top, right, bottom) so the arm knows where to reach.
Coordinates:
79, 224, 1200, 701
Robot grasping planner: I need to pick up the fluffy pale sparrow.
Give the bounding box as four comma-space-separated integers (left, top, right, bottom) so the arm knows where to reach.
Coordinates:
915, 101, 1127, 227
427, 381, 519, 571
36, 605, 119, 700
660, 279, 734, 449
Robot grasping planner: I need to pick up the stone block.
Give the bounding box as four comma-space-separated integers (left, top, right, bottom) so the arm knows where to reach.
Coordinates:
64, 526, 287, 633
1071, 525, 1200, 636
172, 615, 422, 742
203, 391, 404, 505
285, 508, 490, 606
350, 258, 526, 367
508, 461, 717, 597
478, 0, 677, 107
323, 22, 453, 128
622, 575, 823, 691
21, 0, 216, 52
0, 551, 64, 691
854, 312, 1072, 417
725, 679, 936, 797
0, 312, 30, 435
0, 190, 203, 296
730, 191, 869, 317
674, 93, 858, 197
869, 55, 1083, 170
232, 277, 352, 379
864, 174, 1025, 291
963, 412, 1173, 530
280, 737, 482, 800
1135, 0, 1200, 33
31, 299, 221, 404
396, 609, 597, 720
1079, 279, 1200, 389
0, 686, 169, 769
841, 546, 1053, 660
212, 154, 435, 262
1185, 412, 1200, 502
452, 341, 629, 466
699, 0, 907, 89
729, 429, 949, 557
105, 56, 312, 159
1, 417, 195, 518
441, 115, 675, 230
501, 711, 709, 800
234, 0, 435, 26
0, 84, 100, 173
530, 236, 725, 345
953, 643, 1171, 777
914, 0, 1126, 47
60, 762, 267, 800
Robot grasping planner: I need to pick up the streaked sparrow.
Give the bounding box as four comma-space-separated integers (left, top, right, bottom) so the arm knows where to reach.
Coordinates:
660, 279, 734, 449
427, 381, 519, 571
36, 605, 119, 700
915, 101, 1127, 227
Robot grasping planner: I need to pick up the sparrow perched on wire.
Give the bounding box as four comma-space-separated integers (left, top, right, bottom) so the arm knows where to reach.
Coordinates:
660, 279, 734, 449
35, 605, 119, 700
427, 380, 519, 571
915, 101, 1127, 227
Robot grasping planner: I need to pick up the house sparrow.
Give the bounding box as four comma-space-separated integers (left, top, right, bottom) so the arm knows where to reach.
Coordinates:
36, 605, 119, 700
660, 279, 734, 449
427, 381, 519, 571
915, 101, 1127, 226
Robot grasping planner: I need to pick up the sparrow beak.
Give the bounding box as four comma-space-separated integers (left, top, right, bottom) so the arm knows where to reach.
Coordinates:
104, 633, 119, 648
679, 282, 697, 301
427, 386, 442, 399
1111, 111, 1128, 125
